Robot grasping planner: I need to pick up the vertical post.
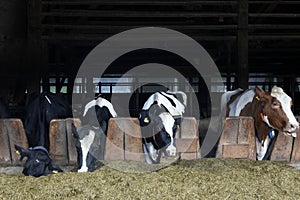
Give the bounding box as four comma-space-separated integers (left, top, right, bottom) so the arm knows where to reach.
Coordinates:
226, 42, 232, 91
237, 0, 249, 90
27, 0, 47, 94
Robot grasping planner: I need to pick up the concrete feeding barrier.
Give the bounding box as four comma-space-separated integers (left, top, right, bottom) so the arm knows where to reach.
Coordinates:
49, 118, 81, 165
216, 117, 256, 160
0, 119, 28, 165
104, 117, 200, 161
104, 118, 144, 161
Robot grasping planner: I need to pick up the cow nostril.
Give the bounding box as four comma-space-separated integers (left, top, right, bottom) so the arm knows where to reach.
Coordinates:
289, 122, 299, 131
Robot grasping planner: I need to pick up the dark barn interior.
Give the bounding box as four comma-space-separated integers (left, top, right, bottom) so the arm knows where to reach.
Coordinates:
1, 0, 300, 119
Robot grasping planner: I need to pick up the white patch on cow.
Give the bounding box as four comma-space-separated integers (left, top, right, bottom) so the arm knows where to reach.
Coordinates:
166, 90, 187, 106
83, 97, 117, 117
256, 136, 271, 160
45, 96, 51, 104
220, 88, 243, 114
142, 91, 185, 117
159, 112, 176, 156
228, 89, 255, 116
271, 86, 299, 135
78, 130, 95, 172
263, 115, 273, 129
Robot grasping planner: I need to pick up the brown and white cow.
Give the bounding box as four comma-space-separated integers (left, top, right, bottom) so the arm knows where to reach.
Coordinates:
221, 86, 299, 160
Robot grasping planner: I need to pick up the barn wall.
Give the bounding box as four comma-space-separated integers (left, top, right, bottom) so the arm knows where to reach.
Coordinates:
0, 0, 48, 112
1, 1, 300, 117
0, 0, 27, 100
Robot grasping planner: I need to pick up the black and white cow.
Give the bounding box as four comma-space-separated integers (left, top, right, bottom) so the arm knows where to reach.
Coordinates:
15, 145, 63, 177
24, 92, 73, 150
16, 92, 73, 177
139, 91, 187, 164
74, 95, 117, 172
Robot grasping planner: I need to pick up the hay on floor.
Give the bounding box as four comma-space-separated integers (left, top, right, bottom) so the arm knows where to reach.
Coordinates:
0, 159, 300, 199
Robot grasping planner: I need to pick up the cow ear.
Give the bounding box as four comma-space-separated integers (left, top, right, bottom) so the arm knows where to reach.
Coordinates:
254, 87, 265, 99
15, 145, 29, 160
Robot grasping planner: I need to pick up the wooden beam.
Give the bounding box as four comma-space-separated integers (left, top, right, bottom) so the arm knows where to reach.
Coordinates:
249, 13, 300, 18
249, 24, 300, 29
249, 1, 300, 4
42, 24, 300, 30
41, 34, 236, 41
41, 24, 238, 31
237, 0, 249, 90
42, 1, 238, 6
41, 10, 237, 18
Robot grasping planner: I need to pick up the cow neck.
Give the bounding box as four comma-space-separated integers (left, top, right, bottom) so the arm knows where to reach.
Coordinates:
253, 96, 275, 142
151, 134, 160, 149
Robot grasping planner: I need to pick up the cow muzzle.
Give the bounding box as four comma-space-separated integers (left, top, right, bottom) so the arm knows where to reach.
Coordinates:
165, 145, 177, 157
283, 121, 299, 137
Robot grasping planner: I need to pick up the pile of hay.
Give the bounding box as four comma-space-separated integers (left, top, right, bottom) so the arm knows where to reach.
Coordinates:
0, 159, 300, 199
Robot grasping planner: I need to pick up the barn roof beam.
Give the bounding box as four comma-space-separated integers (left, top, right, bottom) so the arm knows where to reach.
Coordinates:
41, 10, 237, 18
249, 1, 300, 4
41, 0, 300, 6
41, 35, 237, 41
41, 24, 300, 30
41, 1, 238, 6
41, 24, 238, 30
41, 34, 300, 41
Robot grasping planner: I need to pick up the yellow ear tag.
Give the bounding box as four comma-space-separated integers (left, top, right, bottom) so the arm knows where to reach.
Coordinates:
52, 170, 58, 174
256, 96, 260, 101
144, 117, 150, 123
16, 150, 20, 155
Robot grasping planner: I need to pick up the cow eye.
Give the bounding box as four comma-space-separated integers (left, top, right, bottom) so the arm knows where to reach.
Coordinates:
272, 101, 280, 108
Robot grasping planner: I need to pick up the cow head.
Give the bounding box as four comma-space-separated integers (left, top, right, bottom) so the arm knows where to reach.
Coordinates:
154, 112, 177, 157
141, 104, 177, 160
15, 145, 63, 177
73, 124, 103, 173
255, 86, 299, 137
75, 96, 116, 172
139, 109, 151, 127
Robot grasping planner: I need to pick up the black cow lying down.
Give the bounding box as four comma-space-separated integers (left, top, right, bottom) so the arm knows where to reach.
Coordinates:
15, 145, 63, 177
16, 92, 73, 177
74, 95, 117, 172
